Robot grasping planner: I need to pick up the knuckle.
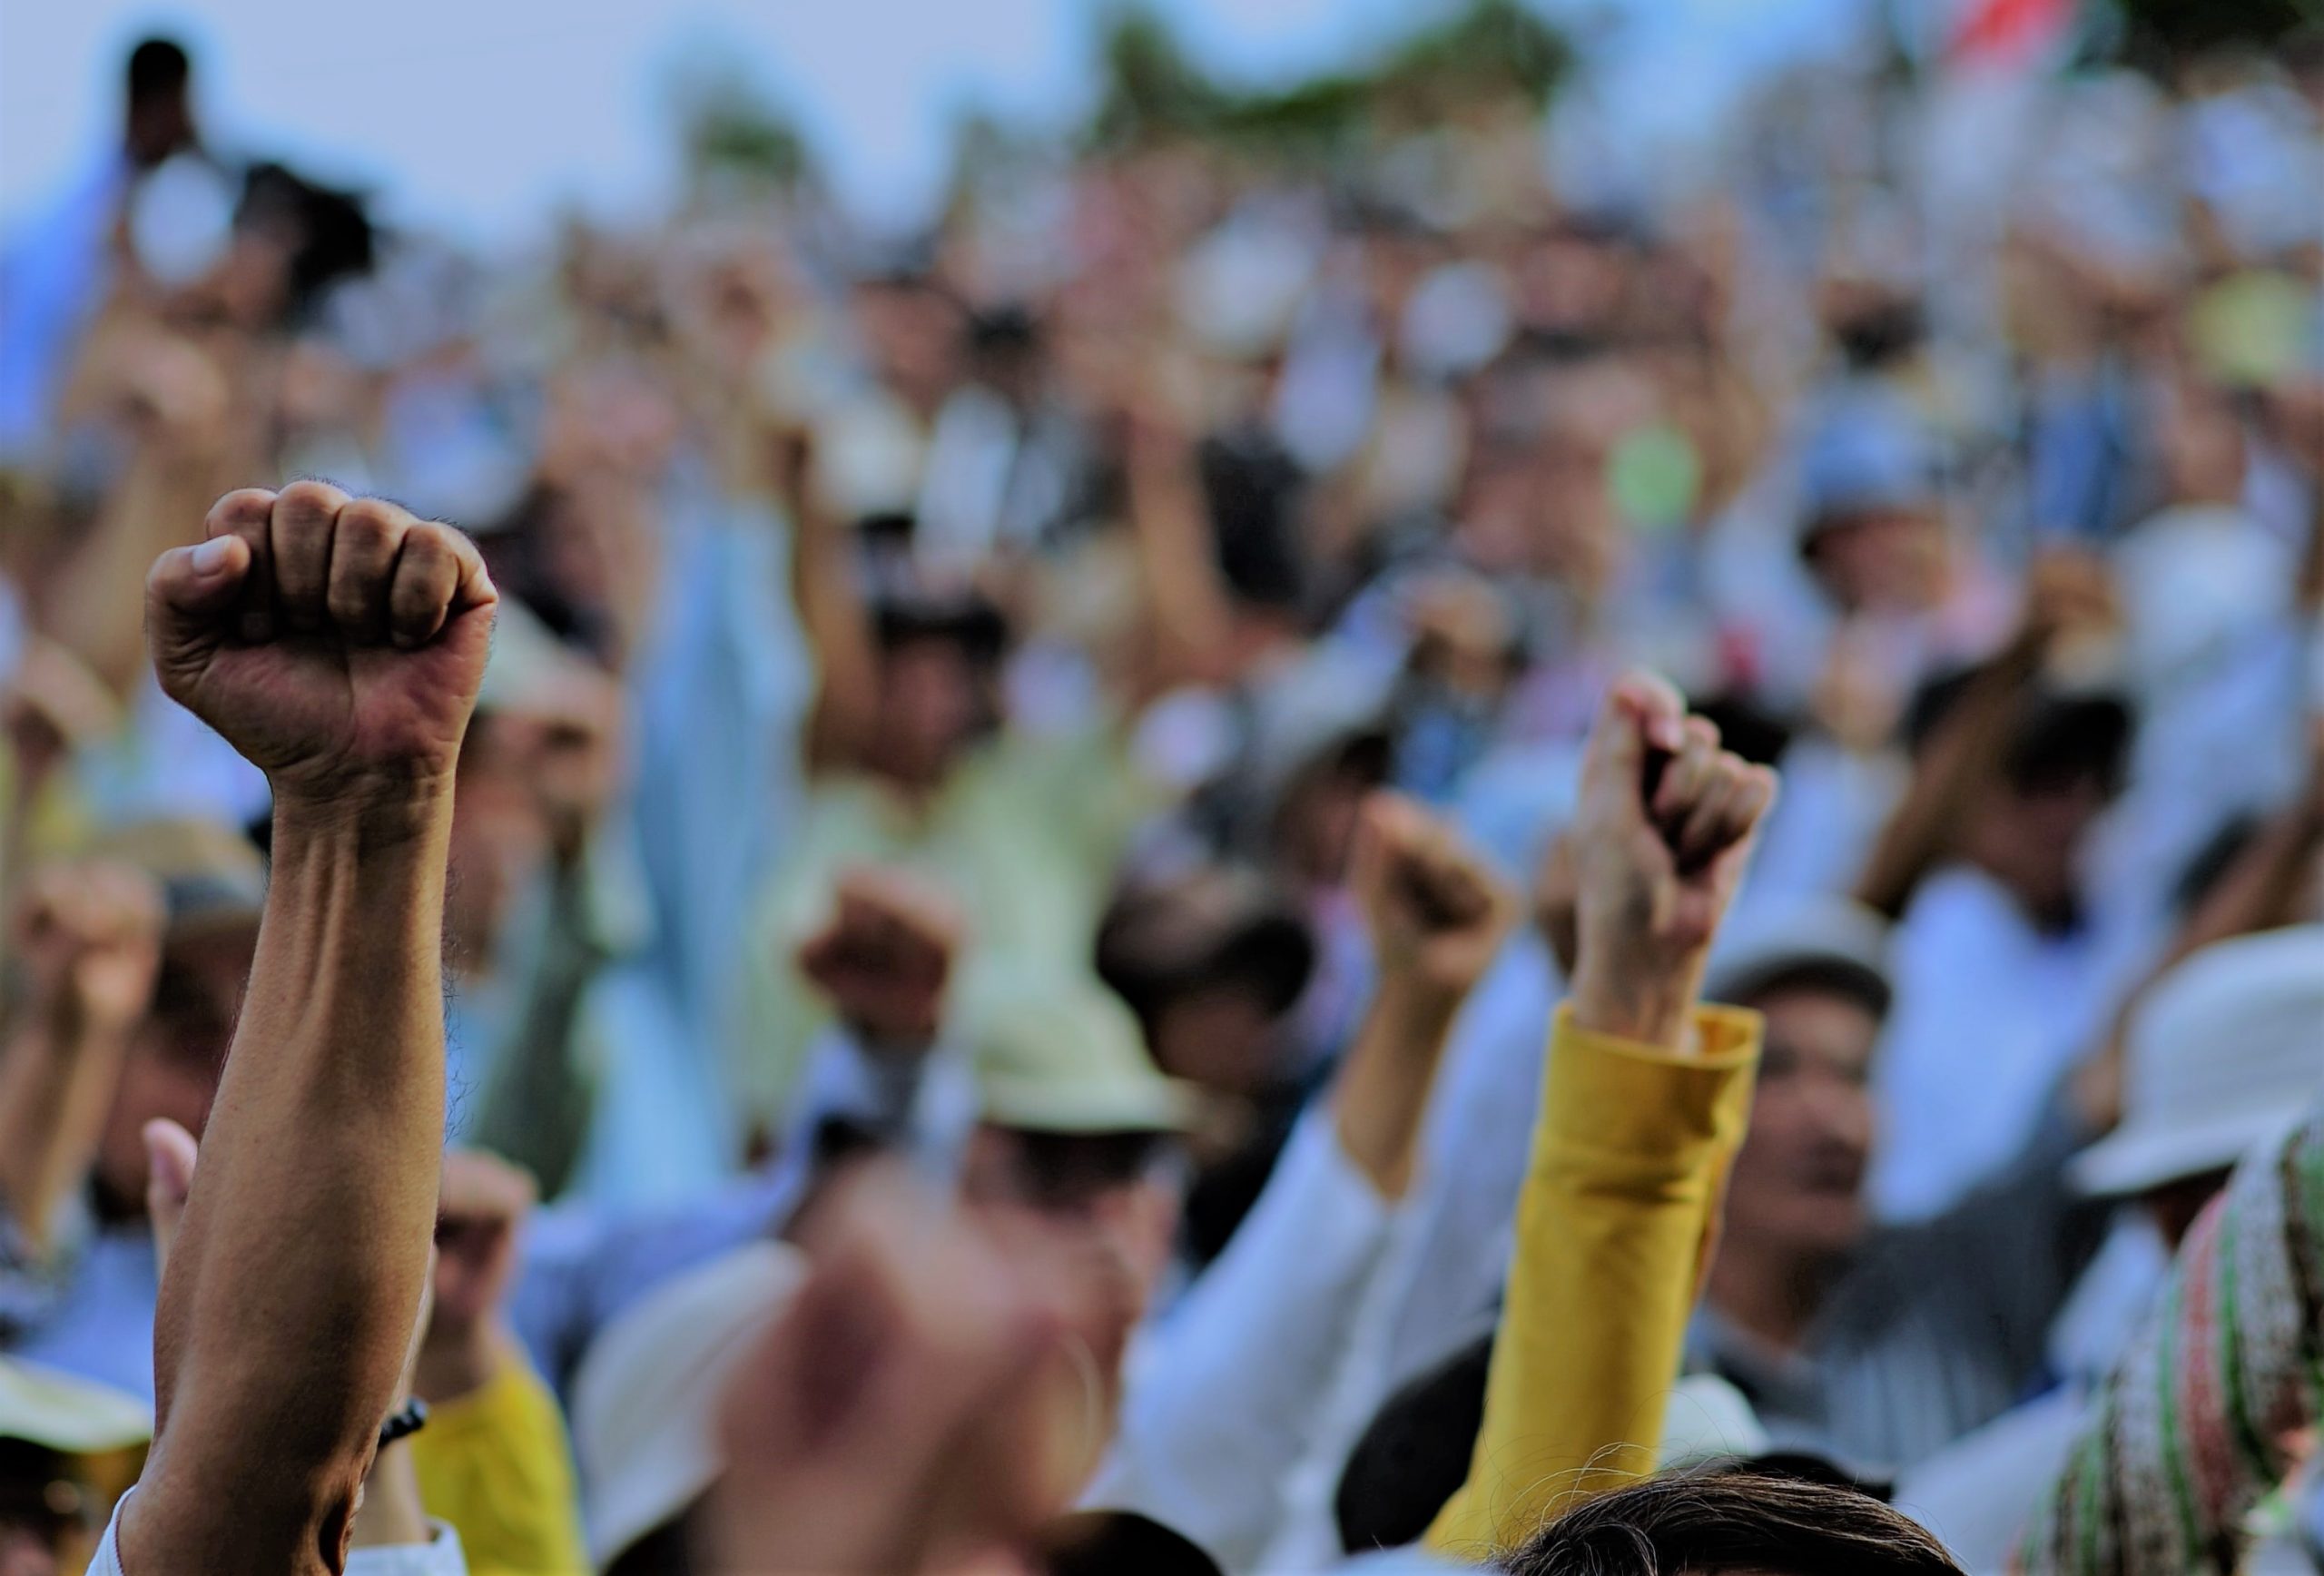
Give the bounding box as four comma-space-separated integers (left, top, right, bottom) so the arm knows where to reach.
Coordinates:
274, 478, 349, 519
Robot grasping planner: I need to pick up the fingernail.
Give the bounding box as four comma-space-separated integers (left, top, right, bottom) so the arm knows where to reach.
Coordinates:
191, 537, 233, 575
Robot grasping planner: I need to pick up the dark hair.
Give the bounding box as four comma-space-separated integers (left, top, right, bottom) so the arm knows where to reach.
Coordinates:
237, 162, 377, 323
1040, 1510, 1222, 1576
1336, 1329, 1492, 1552
127, 37, 191, 102
1499, 1468, 1965, 1576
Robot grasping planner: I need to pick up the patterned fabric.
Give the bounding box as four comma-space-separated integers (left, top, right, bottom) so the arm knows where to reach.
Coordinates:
2017, 1102, 2324, 1574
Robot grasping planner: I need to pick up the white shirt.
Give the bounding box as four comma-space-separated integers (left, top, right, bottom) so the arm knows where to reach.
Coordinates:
1086, 1109, 1395, 1572
93, 1491, 470, 1576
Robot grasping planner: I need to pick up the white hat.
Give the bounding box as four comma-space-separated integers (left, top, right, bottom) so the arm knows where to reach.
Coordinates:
1700, 900, 1895, 1018
0, 1358, 152, 1455
569, 1241, 806, 1565
2072, 927, 2324, 1199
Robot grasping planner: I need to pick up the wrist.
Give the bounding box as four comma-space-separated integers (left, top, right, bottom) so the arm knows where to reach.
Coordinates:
1567, 954, 1704, 1053
271, 778, 455, 852
1369, 970, 1467, 1032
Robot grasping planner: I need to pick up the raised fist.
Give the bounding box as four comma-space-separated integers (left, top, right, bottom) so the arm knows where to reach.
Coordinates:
419, 1148, 537, 1404
10, 859, 164, 1037
1350, 793, 1517, 1001
796, 871, 966, 1048
1569, 672, 1777, 1048
145, 482, 497, 803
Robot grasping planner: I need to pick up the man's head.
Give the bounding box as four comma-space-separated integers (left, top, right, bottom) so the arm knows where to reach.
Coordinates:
82, 822, 262, 1217
0, 1362, 152, 1576
124, 37, 194, 168
1705, 903, 1894, 1268
1797, 396, 1947, 616
2070, 926, 2324, 1250
1949, 691, 2134, 930
1094, 868, 1315, 1099
862, 587, 1008, 790
1501, 1466, 1964, 1576
960, 972, 1193, 1394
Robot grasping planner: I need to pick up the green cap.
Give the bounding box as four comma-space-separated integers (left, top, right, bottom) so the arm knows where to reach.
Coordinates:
964, 966, 1194, 1137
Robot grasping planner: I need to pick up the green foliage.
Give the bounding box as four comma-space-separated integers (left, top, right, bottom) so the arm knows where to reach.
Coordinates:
1085, 0, 1570, 158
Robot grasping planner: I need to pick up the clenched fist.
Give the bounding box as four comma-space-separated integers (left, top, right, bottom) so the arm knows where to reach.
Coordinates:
1570, 672, 1777, 1049
146, 482, 497, 804
796, 871, 966, 1049
1350, 793, 1516, 1002
11, 860, 165, 1038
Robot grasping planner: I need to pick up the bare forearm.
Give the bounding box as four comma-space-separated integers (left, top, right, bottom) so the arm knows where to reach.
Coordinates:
0, 1010, 133, 1254
1333, 980, 1462, 1199
142, 795, 454, 1564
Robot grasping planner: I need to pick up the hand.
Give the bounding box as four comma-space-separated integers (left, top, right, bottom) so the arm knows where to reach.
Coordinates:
796, 871, 966, 1049
1568, 672, 1777, 1050
711, 1167, 1082, 1576
1350, 793, 1516, 1004
145, 482, 497, 811
9, 860, 164, 1037
143, 1118, 199, 1280
418, 1148, 536, 1404
496, 666, 624, 862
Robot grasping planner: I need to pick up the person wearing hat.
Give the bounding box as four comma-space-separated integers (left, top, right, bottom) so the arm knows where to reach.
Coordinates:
2012, 927, 2324, 1575
1897, 924, 2324, 1570
0, 822, 260, 1404
1679, 894, 2117, 1479
0, 1358, 149, 1576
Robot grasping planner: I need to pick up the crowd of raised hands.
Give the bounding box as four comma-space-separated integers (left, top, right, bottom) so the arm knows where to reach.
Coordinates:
95, 487, 1810, 1576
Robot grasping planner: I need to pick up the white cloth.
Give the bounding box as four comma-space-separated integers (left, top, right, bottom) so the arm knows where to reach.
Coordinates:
1871, 866, 2152, 1221
1086, 1109, 1394, 1573
92, 1490, 469, 1576
1892, 1385, 2088, 1571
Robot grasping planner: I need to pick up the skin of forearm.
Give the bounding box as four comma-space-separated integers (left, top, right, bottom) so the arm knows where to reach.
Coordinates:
0, 1006, 135, 1255
138, 793, 454, 1569
1567, 950, 1707, 1056
1332, 977, 1463, 1199
1855, 639, 2041, 920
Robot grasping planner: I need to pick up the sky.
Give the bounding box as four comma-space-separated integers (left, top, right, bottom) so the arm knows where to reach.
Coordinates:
0, 0, 1859, 248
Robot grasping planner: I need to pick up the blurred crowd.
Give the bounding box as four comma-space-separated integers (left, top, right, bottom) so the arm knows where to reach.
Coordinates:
3, 4, 2324, 1572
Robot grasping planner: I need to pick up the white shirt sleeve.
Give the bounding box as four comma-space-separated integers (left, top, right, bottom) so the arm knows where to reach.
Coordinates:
91, 1490, 468, 1576
1082, 1108, 1395, 1572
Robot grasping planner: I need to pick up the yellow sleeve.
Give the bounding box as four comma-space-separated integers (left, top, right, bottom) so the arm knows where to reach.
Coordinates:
409, 1354, 590, 1576
1425, 1003, 1760, 1560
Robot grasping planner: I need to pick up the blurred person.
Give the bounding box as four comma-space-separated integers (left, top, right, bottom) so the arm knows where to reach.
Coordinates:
0, 1360, 149, 1576
0, 37, 209, 458
1898, 925, 2324, 1568
0, 827, 258, 1402
1093, 866, 1316, 1269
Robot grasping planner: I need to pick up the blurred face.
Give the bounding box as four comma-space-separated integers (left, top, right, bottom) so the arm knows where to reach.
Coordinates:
1961, 776, 2112, 930
1147, 982, 1284, 1098
92, 929, 249, 1215
1806, 509, 1946, 614
853, 282, 962, 411
448, 716, 551, 957
1722, 986, 1881, 1265
868, 637, 989, 790
960, 1128, 1181, 1393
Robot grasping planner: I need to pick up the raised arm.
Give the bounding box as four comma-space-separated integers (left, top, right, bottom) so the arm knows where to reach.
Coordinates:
123, 480, 495, 1575
1428, 674, 1776, 1557
0, 861, 162, 1256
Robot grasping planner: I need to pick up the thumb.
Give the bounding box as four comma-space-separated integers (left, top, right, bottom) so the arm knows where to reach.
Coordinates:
143, 1117, 199, 1274
1581, 671, 1685, 805
144, 537, 251, 675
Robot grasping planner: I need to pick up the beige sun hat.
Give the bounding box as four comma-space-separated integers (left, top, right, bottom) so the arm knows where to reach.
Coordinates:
0, 1358, 152, 1455
2071, 927, 2324, 1199
962, 966, 1195, 1137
